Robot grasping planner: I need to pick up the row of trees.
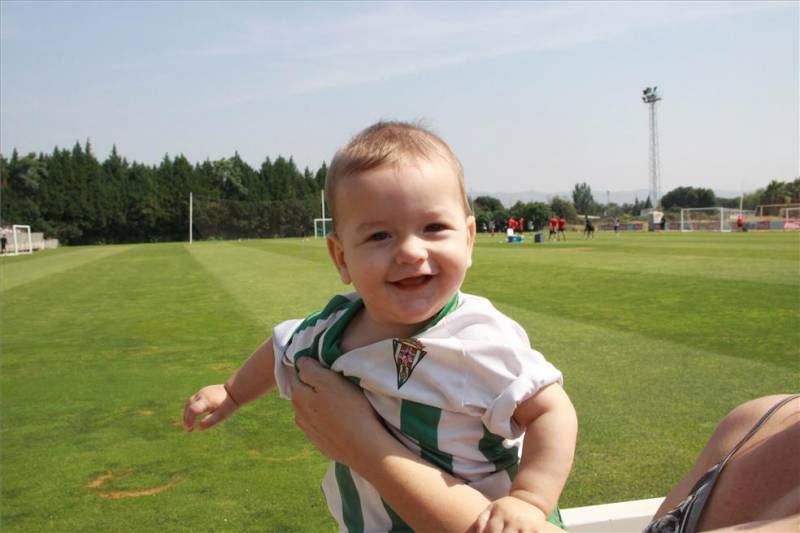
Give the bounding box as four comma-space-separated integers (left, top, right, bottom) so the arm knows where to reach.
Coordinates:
660, 181, 800, 211
473, 178, 799, 232
0, 142, 327, 243
2, 142, 797, 243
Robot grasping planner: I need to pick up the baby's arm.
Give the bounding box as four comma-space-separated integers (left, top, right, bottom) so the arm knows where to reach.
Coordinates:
477, 383, 577, 532
183, 336, 277, 432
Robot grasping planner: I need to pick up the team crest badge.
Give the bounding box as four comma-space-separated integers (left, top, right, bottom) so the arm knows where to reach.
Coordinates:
392, 338, 427, 389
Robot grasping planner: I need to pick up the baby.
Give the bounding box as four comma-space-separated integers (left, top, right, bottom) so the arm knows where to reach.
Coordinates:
183, 121, 577, 532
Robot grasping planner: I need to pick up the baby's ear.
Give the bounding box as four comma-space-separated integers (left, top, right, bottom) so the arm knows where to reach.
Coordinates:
465, 216, 476, 268
326, 233, 352, 285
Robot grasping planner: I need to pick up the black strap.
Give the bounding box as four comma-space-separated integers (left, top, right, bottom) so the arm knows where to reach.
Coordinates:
683, 394, 800, 533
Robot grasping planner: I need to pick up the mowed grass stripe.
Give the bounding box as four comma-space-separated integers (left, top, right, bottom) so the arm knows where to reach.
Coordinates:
0, 244, 134, 292
185, 240, 343, 329
594, 233, 798, 260
1, 243, 331, 532
238, 237, 335, 265
484, 231, 799, 260
479, 246, 798, 286
474, 268, 797, 367
489, 301, 797, 505
466, 238, 799, 368
472, 232, 799, 286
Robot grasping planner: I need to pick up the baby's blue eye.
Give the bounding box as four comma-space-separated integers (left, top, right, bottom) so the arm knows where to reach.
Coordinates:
425, 223, 446, 232
368, 231, 390, 242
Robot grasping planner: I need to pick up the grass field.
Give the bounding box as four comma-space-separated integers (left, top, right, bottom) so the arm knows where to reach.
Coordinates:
1, 231, 798, 532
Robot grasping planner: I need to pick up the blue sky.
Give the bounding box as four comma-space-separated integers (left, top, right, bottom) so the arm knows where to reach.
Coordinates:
1, 1, 797, 196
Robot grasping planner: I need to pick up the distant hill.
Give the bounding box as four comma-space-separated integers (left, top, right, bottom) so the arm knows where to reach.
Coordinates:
473, 189, 743, 208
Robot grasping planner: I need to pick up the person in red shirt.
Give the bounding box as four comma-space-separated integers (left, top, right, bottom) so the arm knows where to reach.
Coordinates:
548, 216, 558, 241
518, 217, 525, 236
557, 216, 567, 241
736, 215, 745, 232
507, 217, 517, 233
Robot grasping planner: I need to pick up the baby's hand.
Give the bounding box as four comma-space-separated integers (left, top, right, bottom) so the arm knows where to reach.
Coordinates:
476, 496, 557, 533
182, 384, 238, 432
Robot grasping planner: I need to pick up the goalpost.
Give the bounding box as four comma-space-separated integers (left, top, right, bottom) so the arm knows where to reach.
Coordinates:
756, 203, 800, 217
780, 206, 800, 231
314, 218, 333, 239
313, 190, 332, 239
679, 207, 755, 232
2, 225, 33, 255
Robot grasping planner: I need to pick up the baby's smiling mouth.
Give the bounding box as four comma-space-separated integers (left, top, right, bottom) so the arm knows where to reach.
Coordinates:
391, 275, 433, 289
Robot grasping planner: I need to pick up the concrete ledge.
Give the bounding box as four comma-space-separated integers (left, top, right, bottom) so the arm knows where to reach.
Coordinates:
562, 497, 664, 532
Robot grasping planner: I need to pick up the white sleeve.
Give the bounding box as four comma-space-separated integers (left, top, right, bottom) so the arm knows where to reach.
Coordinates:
452, 299, 563, 439
272, 318, 303, 400
480, 350, 562, 439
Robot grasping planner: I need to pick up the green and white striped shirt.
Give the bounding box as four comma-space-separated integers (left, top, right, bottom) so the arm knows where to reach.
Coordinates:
273, 292, 563, 532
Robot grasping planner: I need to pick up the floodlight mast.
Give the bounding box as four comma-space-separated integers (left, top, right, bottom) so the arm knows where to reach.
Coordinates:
642, 86, 662, 209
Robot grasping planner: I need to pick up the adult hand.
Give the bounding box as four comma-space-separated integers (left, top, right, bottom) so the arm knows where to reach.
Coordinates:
291, 358, 381, 466
291, 358, 498, 532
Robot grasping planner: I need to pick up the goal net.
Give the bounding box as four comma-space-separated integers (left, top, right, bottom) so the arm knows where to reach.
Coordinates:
756, 203, 800, 217
679, 208, 755, 232
314, 218, 333, 239
780, 207, 800, 230
190, 194, 321, 240
1, 225, 33, 255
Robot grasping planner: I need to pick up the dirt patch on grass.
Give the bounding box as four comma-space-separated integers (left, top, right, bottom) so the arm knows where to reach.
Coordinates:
87, 470, 132, 488
96, 478, 181, 499
88, 470, 181, 498
209, 362, 237, 374
247, 448, 312, 462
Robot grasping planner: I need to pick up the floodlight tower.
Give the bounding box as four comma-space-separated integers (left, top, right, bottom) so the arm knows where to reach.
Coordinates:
641, 86, 662, 209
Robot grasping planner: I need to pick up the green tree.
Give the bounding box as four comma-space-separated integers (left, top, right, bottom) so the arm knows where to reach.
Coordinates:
715, 196, 740, 208
99, 145, 129, 241
761, 180, 791, 205
527, 202, 553, 230
213, 156, 248, 199
788, 178, 800, 202
315, 161, 328, 191
82, 139, 118, 243
550, 196, 577, 223
660, 187, 716, 209
572, 182, 596, 215
0, 150, 48, 229
473, 196, 504, 213
471, 195, 508, 231
508, 201, 552, 231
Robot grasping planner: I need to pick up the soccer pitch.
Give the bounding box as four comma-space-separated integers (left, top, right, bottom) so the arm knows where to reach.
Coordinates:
1, 231, 798, 531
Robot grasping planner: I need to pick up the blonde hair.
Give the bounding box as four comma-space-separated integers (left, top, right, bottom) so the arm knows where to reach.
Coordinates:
325, 121, 471, 220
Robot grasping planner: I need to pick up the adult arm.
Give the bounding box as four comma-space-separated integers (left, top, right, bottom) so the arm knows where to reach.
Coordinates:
704, 513, 800, 532
292, 358, 505, 532
654, 395, 799, 531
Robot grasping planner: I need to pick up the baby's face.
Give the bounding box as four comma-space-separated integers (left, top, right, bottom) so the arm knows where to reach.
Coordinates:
327, 155, 475, 334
